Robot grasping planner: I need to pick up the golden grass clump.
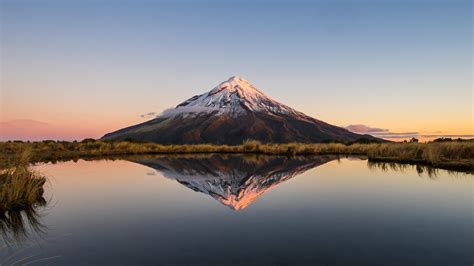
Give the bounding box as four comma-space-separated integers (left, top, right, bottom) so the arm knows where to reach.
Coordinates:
0, 149, 46, 212
243, 139, 262, 152
0, 148, 47, 244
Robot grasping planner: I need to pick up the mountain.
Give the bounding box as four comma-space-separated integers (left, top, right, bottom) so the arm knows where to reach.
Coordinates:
131, 154, 338, 210
102, 76, 378, 144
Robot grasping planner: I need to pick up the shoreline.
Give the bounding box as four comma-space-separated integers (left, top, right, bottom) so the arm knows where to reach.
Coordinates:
1, 140, 472, 173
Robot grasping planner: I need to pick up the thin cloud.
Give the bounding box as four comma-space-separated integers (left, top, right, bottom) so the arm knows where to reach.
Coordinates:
378, 133, 474, 139
0, 119, 51, 128
345, 124, 388, 133
0, 119, 55, 141
345, 124, 473, 140
140, 112, 157, 118
370, 132, 419, 136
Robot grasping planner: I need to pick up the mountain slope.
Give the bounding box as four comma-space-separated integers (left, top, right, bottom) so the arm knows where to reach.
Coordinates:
102, 76, 378, 144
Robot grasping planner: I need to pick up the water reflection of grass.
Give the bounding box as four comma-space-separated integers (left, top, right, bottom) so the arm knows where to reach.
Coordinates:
367, 161, 470, 178
0, 201, 46, 244
0, 149, 47, 245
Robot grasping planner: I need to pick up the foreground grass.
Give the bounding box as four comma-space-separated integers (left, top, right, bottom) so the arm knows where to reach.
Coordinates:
0, 140, 472, 172
0, 149, 46, 213
0, 149, 47, 244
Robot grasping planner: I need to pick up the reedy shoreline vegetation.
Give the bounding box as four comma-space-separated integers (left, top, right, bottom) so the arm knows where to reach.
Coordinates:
0, 139, 473, 172
0, 149, 47, 213
0, 149, 47, 244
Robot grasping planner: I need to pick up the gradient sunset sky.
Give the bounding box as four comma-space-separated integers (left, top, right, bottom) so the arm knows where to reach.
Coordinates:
1, 0, 472, 141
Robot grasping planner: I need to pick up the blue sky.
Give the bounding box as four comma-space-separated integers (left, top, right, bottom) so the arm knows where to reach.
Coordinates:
1, 0, 472, 139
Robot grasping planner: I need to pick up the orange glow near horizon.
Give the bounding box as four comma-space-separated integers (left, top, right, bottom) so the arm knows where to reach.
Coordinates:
1, 107, 472, 141
1, 74, 472, 141
1, 116, 472, 141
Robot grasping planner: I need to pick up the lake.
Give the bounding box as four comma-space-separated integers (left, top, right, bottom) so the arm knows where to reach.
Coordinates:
1, 155, 472, 265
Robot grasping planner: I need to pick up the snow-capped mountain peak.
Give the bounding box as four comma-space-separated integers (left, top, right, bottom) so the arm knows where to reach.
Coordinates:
162, 76, 299, 118
208, 76, 264, 97
102, 75, 376, 144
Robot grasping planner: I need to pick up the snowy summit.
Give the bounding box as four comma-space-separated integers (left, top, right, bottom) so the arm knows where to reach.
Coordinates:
161, 76, 300, 118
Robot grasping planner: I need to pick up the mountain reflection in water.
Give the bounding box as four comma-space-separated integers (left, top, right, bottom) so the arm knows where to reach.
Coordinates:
132, 154, 338, 210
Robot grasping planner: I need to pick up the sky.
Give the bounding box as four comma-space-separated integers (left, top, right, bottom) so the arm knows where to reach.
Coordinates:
1, 0, 472, 141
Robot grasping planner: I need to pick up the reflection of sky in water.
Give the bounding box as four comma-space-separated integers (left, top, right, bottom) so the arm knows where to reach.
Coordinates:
1, 157, 472, 265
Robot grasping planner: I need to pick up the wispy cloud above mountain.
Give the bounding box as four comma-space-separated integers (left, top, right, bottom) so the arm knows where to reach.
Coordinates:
345, 124, 388, 134
140, 112, 157, 118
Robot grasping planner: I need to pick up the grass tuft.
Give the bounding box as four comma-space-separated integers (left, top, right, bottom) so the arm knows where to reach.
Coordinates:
0, 149, 46, 212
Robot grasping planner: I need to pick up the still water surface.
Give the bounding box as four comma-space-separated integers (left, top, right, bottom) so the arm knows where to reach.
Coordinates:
1, 155, 472, 265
